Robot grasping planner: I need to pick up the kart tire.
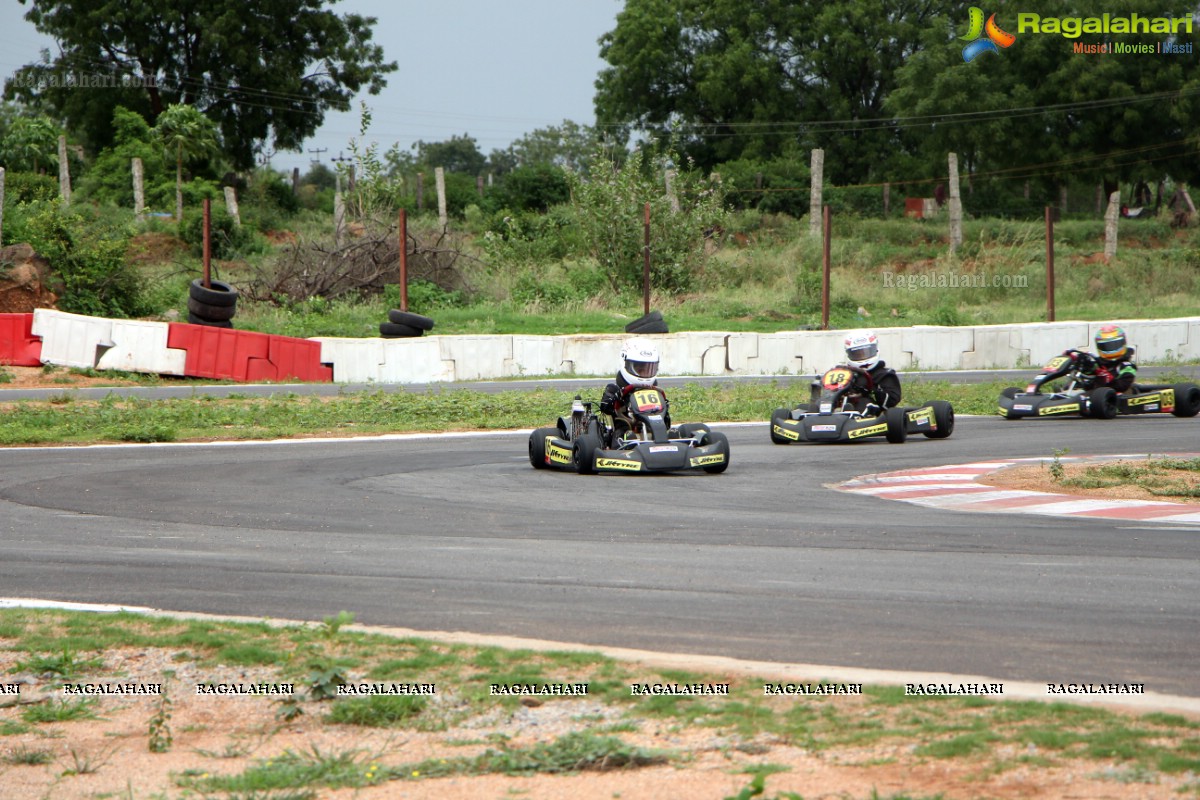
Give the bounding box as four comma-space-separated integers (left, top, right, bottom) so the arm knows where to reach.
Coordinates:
885, 407, 908, 443
186, 312, 233, 328
573, 431, 599, 475
387, 309, 435, 330
380, 322, 422, 338
1170, 383, 1200, 417
770, 408, 793, 445
1089, 387, 1118, 419
187, 296, 237, 321
625, 311, 669, 334
528, 427, 558, 469
1001, 387, 1020, 399
189, 278, 238, 307
699, 431, 730, 474
675, 423, 709, 439
923, 400, 955, 439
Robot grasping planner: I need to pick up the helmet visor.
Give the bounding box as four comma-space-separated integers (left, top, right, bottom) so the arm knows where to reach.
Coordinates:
1096, 336, 1126, 357
846, 343, 878, 363
626, 359, 659, 379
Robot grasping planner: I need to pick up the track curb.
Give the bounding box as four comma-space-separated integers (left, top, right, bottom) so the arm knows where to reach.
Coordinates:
837, 453, 1200, 524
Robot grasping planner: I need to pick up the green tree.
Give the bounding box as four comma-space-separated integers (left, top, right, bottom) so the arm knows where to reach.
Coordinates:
154, 104, 219, 221
887, 0, 1200, 197
413, 134, 487, 174
566, 145, 726, 294
7, 0, 396, 169
595, 0, 955, 185
0, 114, 60, 173
498, 120, 602, 172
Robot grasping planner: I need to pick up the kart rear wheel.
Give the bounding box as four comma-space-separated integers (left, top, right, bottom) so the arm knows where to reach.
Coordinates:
923, 400, 955, 439
885, 407, 908, 443
699, 431, 730, 473
770, 408, 793, 445
1089, 387, 1118, 419
573, 431, 599, 475
1171, 383, 1200, 417
528, 427, 558, 469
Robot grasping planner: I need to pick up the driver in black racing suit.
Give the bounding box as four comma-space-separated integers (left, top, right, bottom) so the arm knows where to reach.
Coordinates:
841, 329, 902, 412
1061, 325, 1137, 392
600, 337, 670, 439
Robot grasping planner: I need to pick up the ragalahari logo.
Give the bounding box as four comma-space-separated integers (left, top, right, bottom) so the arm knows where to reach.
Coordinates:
961, 7, 1016, 62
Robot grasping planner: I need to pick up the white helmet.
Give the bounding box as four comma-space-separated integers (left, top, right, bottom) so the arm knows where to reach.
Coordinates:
844, 330, 880, 370
620, 337, 660, 386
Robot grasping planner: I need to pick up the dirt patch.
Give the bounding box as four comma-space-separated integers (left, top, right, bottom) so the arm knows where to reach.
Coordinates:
0, 366, 149, 391
980, 459, 1200, 505
125, 232, 189, 267
2, 646, 1195, 800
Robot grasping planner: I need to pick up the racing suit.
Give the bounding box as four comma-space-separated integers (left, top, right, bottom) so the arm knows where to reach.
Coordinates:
600, 374, 671, 436
1068, 347, 1137, 393
863, 361, 903, 408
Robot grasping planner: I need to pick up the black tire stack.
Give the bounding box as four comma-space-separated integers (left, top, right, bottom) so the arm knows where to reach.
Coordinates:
188, 279, 238, 328
381, 309, 435, 338
624, 310, 669, 334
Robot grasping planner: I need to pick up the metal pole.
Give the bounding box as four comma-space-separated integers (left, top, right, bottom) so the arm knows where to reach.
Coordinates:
399, 208, 409, 312
821, 205, 831, 330
202, 198, 212, 288
1045, 206, 1055, 322
642, 201, 651, 316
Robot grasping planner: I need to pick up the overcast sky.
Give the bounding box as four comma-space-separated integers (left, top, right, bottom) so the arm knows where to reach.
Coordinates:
0, 0, 623, 174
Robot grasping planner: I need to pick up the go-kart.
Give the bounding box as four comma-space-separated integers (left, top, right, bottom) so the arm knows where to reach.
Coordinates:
528, 386, 730, 474
770, 365, 954, 444
998, 350, 1200, 420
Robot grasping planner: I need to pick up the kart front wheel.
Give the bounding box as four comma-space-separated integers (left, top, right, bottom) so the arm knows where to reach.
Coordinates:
528, 427, 558, 469
923, 400, 955, 439
885, 407, 908, 443
770, 408, 793, 445
699, 431, 730, 473
1171, 383, 1200, 417
1089, 387, 1118, 419
676, 423, 709, 439
573, 431, 599, 475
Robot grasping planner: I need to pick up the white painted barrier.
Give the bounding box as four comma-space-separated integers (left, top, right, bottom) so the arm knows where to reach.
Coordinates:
96, 320, 186, 375
32, 309, 114, 369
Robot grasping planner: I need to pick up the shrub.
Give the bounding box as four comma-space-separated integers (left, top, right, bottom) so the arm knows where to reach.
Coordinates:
180, 208, 260, 259
20, 202, 154, 317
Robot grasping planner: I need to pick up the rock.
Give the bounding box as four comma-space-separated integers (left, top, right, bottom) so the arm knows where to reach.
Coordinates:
0, 243, 59, 313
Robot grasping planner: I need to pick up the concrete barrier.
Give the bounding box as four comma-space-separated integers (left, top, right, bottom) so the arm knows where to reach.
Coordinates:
24, 311, 1200, 384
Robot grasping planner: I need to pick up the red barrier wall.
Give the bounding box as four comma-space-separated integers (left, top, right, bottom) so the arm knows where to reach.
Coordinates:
0, 313, 43, 366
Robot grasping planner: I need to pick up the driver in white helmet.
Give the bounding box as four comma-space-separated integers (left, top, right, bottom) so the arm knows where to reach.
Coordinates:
842, 330, 902, 411
600, 337, 669, 433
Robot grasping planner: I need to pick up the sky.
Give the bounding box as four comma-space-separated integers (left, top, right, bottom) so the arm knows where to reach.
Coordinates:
0, 0, 624, 174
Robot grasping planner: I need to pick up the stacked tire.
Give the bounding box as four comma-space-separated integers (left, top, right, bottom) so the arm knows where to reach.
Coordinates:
624, 310, 668, 334
188, 279, 238, 328
381, 309, 435, 338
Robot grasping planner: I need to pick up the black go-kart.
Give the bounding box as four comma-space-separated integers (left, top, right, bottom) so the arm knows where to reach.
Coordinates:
528, 386, 730, 475
770, 365, 954, 444
998, 350, 1200, 420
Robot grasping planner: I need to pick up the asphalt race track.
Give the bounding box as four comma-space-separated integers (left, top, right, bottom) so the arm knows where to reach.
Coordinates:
1, 413, 1197, 697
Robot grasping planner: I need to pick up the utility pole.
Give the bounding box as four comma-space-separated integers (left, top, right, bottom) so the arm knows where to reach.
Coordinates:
307, 147, 328, 166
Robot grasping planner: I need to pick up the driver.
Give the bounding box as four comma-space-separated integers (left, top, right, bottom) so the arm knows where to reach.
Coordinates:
600, 337, 669, 434
843, 330, 902, 411
1065, 325, 1137, 392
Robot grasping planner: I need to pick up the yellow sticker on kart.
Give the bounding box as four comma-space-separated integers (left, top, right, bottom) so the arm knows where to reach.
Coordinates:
1127, 390, 1172, 409
546, 440, 572, 465
907, 407, 933, 426
689, 454, 726, 468
1038, 403, 1079, 415
848, 422, 888, 439
773, 424, 800, 441
596, 457, 642, 471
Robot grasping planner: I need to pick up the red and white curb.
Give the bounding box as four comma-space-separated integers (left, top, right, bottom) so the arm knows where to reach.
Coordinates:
836, 455, 1200, 524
